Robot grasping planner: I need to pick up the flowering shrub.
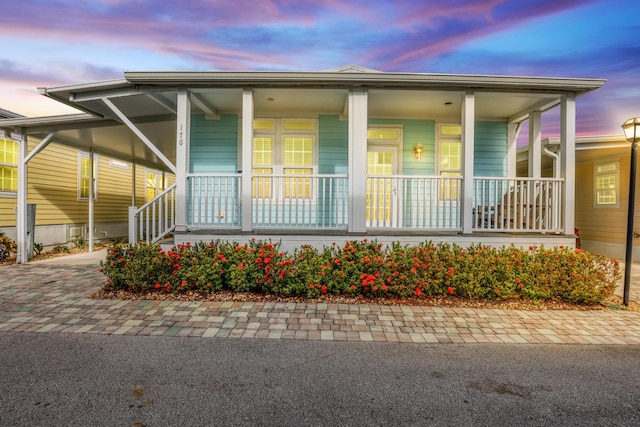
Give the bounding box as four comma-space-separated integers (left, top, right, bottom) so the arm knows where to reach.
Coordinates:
100, 239, 621, 305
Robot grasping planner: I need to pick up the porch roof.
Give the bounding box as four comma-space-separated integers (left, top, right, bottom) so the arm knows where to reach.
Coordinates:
0, 113, 175, 171
35, 68, 605, 127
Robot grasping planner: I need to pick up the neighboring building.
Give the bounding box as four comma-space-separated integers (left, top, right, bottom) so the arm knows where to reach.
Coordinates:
1, 65, 605, 262
518, 135, 637, 261
0, 109, 173, 248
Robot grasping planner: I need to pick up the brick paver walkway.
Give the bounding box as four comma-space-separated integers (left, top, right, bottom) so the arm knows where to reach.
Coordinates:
2, 262, 640, 345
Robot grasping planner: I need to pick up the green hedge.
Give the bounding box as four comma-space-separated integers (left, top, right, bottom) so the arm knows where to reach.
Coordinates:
100, 239, 620, 305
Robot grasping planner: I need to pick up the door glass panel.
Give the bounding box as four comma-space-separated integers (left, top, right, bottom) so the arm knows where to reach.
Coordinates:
366, 150, 394, 222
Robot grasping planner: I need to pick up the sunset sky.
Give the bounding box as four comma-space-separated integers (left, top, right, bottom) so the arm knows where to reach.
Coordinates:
1, 0, 638, 137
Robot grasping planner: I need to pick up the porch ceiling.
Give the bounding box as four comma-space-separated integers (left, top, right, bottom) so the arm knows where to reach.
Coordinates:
41, 86, 563, 124
0, 114, 176, 171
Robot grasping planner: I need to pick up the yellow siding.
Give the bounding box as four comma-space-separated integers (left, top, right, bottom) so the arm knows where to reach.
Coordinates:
575, 157, 634, 246
0, 196, 17, 226
0, 139, 174, 227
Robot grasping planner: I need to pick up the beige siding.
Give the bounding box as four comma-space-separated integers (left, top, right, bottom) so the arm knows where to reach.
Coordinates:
0, 139, 174, 228
0, 195, 17, 226
575, 157, 634, 246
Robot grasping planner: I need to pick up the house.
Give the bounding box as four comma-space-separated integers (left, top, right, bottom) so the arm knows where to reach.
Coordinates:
1, 65, 605, 263
518, 134, 638, 261
0, 109, 173, 252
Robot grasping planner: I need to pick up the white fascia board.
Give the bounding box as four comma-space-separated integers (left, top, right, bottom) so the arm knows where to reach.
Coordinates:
124, 71, 606, 94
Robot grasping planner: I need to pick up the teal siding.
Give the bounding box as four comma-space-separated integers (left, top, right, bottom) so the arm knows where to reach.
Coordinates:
318, 115, 348, 174
190, 114, 238, 174
474, 121, 507, 177
318, 115, 349, 226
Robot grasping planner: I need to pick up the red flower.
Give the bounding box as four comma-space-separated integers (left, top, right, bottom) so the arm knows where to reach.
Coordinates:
350, 285, 356, 290
264, 257, 272, 264
181, 281, 187, 287
155, 283, 161, 289
447, 286, 454, 295
309, 284, 315, 289
415, 287, 422, 297
238, 264, 244, 270
321, 285, 327, 294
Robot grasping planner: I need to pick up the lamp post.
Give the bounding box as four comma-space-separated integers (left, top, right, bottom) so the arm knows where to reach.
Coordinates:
621, 117, 640, 306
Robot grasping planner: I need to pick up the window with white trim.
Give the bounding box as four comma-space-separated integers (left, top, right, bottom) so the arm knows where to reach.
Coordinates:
146, 170, 164, 201
594, 161, 619, 207
252, 118, 316, 199
0, 137, 18, 193
78, 152, 98, 201
437, 124, 461, 200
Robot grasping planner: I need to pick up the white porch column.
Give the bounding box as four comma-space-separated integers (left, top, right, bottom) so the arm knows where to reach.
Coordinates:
506, 123, 520, 177
461, 91, 475, 234
16, 131, 27, 264
528, 110, 542, 178
560, 94, 576, 235
241, 89, 254, 232
175, 89, 191, 232
348, 88, 368, 234
88, 148, 95, 252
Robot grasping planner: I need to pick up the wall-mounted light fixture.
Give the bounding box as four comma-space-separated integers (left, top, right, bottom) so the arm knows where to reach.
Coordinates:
414, 144, 423, 159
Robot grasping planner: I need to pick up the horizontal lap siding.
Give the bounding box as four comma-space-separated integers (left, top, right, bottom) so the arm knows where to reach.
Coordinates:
190, 114, 238, 174
474, 121, 507, 176
0, 141, 165, 227
318, 115, 348, 174
575, 160, 627, 245
28, 143, 136, 225
0, 197, 16, 226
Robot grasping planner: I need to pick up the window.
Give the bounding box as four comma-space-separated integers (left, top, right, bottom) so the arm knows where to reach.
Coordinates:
252, 118, 316, 199
0, 137, 18, 193
78, 152, 98, 200
437, 124, 462, 200
146, 170, 164, 201
594, 161, 619, 207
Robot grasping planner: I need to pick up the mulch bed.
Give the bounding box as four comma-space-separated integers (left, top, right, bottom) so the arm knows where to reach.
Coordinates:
90, 289, 640, 312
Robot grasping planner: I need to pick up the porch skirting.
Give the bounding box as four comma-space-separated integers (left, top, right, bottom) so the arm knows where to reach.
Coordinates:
173, 230, 576, 254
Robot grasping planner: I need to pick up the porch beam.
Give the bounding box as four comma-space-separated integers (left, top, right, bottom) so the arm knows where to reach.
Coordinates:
175, 89, 191, 232
461, 91, 475, 234
147, 93, 177, 115
508, 97, 561, 124
190, 93, 219, 119
348, 88, 368, 233
560, 94, 576, 235
101, 97, 177, 174
241, 89, 254, 232
528, 110, 542, 178
16, 131, 28, 264
71, 87, 144, 103
24, 132, 56, 164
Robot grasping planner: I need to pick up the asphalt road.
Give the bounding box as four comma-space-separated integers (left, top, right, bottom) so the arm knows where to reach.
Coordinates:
1, 332, 639, 426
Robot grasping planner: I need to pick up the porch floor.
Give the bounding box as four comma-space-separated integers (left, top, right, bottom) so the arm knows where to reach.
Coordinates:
173, 230, 576, 253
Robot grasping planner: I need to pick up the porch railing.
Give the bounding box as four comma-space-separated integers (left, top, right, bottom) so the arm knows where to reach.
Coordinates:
128, 184, 176, 244
472, 177, 563, 232
252, 174, 348, 229
366, 175, 462, 230
189, 174, 242, 228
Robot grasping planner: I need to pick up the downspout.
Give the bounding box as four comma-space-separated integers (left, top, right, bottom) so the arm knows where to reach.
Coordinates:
543, 144, 560, 178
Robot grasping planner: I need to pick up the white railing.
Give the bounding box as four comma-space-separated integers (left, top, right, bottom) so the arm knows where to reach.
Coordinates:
188, 174, 241, 228
366, 175, 462, 230
472, 177, 563, 232
252, 174, 348, 228
128, 184, 176, 244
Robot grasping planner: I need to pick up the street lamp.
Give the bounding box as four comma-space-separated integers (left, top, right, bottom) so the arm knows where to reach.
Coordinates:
621, 117, 640, 306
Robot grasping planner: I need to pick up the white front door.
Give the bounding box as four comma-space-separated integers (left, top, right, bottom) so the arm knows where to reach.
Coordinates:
366, 144, 401, 227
